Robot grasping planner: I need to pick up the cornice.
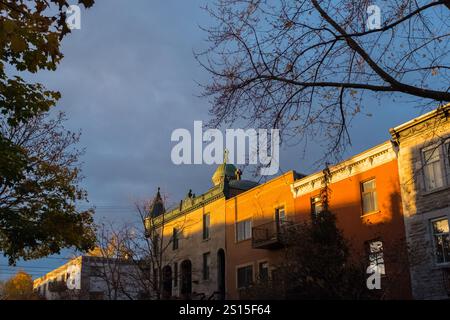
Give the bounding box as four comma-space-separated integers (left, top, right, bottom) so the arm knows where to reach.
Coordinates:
152, 184, 226, 227
390, 103, 450, 143
291, 141, 396, 198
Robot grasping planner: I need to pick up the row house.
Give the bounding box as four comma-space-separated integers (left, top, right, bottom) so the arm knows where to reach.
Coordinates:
390, 104, 450, 299
145, 104, 450, 300
290, 141, 411, 299
146, 165, 258, 300
33, 255, 140, 300
226, 141, 411, 299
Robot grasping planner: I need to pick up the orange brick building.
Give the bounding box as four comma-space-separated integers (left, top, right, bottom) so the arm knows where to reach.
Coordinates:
225, 141, 411, 299
224, 172, 298, 299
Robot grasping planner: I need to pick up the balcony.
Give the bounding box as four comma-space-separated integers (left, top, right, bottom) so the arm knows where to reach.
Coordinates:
252, 221, 289, 249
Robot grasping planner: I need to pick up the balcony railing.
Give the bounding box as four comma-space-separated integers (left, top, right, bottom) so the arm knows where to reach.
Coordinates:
252, 220, 291, 249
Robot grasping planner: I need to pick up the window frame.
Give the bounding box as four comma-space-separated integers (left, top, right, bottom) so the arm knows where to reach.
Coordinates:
236, 219, 252, 242
153, 234, 160, 257
311, 195, 323, 218
444, 140, 450, 186
172, 228, 179, 250
421, 143, 446, 192
236, 264, 254, 289
258, 261, 269, 283
203, 213, 210, 240
360, 178, 379, 216
275, 206, 287, 226
431, 216, 450, 265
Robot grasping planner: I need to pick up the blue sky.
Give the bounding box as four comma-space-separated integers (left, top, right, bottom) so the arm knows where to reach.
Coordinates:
0, 0, 432, 280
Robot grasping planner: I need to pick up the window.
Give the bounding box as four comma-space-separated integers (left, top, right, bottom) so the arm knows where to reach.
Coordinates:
311, 196, 323, 218
174, 262, 178, 288
275, 206, 287, 225
172, 228, 179, 250
237, 265, 253, 289
445, 142, 450, 183
432, 218, 450, 264
258, 262, 269, 282
423, 146, 444, 191
368, 240, 385, 275
203, 213, 210, 240
361, 179, 378, 215
236, 219, 252, 242
90, 266, 102, 277
202, 252, 210, 280
153, 234, 160, 257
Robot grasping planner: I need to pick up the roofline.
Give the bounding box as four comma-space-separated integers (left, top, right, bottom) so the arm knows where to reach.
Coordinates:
33, 256, 82, 284
291, 140, 394, 189
389, 103, 450, 139
226, 170, 298, 200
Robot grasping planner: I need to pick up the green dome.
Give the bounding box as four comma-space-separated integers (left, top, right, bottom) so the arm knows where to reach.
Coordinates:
212, 163, 237, 186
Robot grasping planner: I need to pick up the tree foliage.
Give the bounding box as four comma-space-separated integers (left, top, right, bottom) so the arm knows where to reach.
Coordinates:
2, 270, 40, 300
282, 212, 371, 299
0, 0, 94, 125
0, 112, 96, 264
0, 1, 96, 264
241, 210, 373, 300
198, 0, 450, 158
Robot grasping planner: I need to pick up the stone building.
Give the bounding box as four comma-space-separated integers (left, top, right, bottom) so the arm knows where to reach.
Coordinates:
146, 161, 258, 300
144, 104, 449, 300
390, 103, 450, 299
33, 255, 140, 300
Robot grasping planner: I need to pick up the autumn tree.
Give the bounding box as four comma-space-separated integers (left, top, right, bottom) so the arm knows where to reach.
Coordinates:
1, 271, 40, 300
91, 222, 141, 300
0, 1, 96, 264
0, 111, 97, 264
93, 192, 188, 300
198, 0, 450, 159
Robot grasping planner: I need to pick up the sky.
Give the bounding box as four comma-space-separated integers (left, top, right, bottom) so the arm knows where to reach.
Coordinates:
0, 0, 432, 280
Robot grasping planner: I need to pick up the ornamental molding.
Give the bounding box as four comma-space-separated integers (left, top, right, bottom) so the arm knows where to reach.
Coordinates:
152, 185, 225, 227
390, 104, 450, 143
291, 141, 396, 198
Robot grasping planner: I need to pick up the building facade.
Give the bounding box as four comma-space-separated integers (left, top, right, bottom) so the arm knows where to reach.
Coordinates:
224, 171, 300, 299
390, 103, 450, 299
147, 163, 258, 300
291, 141, 411, 299
145, 105, 450, 300
33, 256, 140, 300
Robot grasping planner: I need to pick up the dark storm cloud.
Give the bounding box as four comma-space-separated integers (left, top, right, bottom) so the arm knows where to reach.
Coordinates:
37, 0, 217, 218
35, 0, 421, 220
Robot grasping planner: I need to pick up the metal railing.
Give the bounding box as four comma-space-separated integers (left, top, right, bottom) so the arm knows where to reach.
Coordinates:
252, 220, 295, 249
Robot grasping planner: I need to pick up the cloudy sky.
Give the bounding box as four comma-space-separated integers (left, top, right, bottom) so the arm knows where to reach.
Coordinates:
0, 0, 431, 280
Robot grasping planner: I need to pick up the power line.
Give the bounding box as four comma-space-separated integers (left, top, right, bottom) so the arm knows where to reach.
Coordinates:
0, 265, 56, 270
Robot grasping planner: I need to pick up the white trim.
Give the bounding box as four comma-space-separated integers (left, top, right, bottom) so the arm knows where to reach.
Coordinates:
291, 141, 396, 198
430, 216, 450, 266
